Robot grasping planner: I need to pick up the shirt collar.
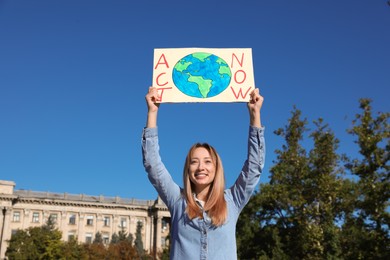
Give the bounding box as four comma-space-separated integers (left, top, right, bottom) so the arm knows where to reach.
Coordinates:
193, 193, 205, 208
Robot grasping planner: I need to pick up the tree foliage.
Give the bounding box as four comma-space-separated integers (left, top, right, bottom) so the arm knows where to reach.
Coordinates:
6, 218, 63, 259
107, 228, 137, 259
237, 100, 389, 259
60, 236, 85, 260
135, 220, 145, 257
6, 219, 151, 259
341, 98, 390, 259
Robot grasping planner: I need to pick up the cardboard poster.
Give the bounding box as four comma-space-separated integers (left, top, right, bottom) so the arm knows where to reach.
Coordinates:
152, 48, 255, 103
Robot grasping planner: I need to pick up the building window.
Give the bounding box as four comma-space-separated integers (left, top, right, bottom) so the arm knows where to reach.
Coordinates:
120, 217, 127, 228
68, 232, 75, 241
86, 215, 94, 226
32, 212, 39, 223
85, 233, 93, 244
11, 229, 18, 237
103, 216, 110, 227
49, 213, 58, 224
12, 211, 21, 222
162, 218, 168, 231
102, 234, 110, 245
69, 214, 76, 225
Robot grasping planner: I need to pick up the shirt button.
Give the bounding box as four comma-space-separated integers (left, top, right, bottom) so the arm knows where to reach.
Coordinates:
203, 244, 207, 249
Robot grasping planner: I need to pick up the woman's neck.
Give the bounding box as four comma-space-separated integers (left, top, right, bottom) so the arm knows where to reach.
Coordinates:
195, 186, 210, 202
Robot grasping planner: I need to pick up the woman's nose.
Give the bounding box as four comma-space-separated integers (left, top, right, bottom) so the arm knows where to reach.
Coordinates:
198, 162, 205, 170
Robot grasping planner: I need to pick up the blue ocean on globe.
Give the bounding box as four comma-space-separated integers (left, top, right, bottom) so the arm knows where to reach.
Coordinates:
172, 52, 232, 98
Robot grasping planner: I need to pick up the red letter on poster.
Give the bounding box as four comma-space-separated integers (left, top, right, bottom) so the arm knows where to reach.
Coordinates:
154, 53, 169, 69
231, 53, 244, 68
230, 86, 252, 100
156, 72, 168, 86
157, 87, 172, 102
234, 70, 247, 84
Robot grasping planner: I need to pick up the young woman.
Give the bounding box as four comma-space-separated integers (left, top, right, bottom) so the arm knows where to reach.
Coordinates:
142, 86, 265, 259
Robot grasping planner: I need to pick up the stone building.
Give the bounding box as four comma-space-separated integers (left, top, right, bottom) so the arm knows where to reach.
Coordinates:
0, 180, 170, 259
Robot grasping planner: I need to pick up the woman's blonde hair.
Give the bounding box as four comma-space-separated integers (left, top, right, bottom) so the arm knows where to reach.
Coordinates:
183, 143, 227, 226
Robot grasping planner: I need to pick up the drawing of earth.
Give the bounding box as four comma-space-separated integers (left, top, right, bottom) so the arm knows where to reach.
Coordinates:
172, 52, 232, 98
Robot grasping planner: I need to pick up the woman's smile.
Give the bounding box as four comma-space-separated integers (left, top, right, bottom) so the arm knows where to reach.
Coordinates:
189, 147, 216, 189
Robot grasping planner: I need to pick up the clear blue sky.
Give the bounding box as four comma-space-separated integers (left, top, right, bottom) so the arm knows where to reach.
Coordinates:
1, 0, 389, 200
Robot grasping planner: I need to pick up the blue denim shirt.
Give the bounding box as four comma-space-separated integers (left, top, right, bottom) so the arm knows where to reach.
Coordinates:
142, 126, 265, 260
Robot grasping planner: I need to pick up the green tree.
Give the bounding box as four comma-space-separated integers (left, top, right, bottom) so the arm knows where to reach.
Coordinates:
83, 231, 107, 260
305, 118, 344, 258
6, 218, 63, 259
106, 228, 137, 259
159, 234, 170, 260
135, 220, 145, 257
341, 98, 390, 259
93, 231, 103, 244
60, 236, 86, 259
111, 232, 119, 244
237, 108, 345, 259
6, 228, 39, 259
118, 227, 134, 244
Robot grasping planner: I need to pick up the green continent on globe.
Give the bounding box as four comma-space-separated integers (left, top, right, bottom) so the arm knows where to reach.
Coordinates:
192, 52, 212, 62
218, 65, 231, 76
187, 75, 213, 98
175, 61, 192, 73
172, 52, 232, 98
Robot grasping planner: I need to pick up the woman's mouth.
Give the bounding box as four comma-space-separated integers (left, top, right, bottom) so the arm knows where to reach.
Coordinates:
194, 173, 208, 178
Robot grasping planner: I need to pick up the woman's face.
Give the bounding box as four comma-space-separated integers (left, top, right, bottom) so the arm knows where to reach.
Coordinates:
188, 147, 216, 191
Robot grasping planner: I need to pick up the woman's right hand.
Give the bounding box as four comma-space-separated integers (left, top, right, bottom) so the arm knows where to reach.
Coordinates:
145, 87, 160, 128
145, 86, 160, 113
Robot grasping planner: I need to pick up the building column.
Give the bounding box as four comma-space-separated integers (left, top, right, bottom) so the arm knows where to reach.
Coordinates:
78, 213, 85, 243
0, 207, 11, 260
0, 208, 4, 251
112, 215, 118, 235
149, 216, 154, 253
155, 216, 162, 253
61, 211, 68, 241
23, 209, 30, 229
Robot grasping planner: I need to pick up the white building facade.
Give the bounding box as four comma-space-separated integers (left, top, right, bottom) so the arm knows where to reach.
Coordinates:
0, 180, 170, 259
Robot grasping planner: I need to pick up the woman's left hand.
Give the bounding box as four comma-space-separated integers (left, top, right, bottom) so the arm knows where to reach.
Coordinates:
247, 88, 263, 127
